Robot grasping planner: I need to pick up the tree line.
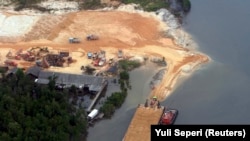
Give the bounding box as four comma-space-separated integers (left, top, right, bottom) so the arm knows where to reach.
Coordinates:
99, 60, 139, 118
0, 69, 87, 141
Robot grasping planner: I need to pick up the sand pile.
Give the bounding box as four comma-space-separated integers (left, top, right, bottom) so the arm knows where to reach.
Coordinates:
0, 13, 39, 42
0, 13, 39, 36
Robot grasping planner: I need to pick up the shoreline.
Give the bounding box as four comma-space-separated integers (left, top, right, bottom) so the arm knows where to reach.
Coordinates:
0, 2, 210, 108
0, 2, 210, 141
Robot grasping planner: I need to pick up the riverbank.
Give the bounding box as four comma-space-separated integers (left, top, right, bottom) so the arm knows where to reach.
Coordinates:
0, 3, 209, 102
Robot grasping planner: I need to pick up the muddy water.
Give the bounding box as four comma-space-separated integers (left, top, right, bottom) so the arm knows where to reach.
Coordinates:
87, 62, 161, 141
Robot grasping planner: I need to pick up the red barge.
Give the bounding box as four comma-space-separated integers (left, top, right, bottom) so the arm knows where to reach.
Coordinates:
159, 108, 178, 125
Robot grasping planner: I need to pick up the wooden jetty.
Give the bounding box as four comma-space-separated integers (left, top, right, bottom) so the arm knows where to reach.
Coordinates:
122, 103, 165, 141
87, 80, 108, 113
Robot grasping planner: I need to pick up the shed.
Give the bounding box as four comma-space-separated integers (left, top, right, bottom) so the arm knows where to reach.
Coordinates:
36, 71, 105, 92
26, 66, 41, 78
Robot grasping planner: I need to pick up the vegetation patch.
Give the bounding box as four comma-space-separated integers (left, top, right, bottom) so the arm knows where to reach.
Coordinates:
181, 0, 191, 12
122, 0, 169, 11
79, 0, 102, 10
118, 60, 141, 71
0, 69, 87, 141
100, 91, 127, 118
100, 59, 141, 118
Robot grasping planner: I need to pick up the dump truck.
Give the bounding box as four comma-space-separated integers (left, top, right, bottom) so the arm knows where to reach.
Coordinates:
86, 34, 99, 40
69, 37, 80, 43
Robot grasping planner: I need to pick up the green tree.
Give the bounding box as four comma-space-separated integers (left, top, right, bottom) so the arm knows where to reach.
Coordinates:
120, 71, 129, 80
0, 69, 88, 140
84, 65, 96, 75
100, 103, 115, 118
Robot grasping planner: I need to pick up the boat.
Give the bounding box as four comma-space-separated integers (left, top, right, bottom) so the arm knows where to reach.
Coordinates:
159, 108, 178, 125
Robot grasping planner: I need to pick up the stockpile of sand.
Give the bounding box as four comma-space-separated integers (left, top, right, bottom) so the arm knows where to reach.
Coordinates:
0, 13, 39, 37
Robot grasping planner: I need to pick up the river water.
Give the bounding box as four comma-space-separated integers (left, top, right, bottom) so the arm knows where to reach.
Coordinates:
87, 0, 250, 140
163, 0, 250, 124
87, 62, 161, 141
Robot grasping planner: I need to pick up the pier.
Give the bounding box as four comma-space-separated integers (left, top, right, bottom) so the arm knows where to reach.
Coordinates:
86, 80, 108, 113
122, 104, 164, 141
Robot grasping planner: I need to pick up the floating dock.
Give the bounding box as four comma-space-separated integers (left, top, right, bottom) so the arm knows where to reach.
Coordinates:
122, 104, 165, 141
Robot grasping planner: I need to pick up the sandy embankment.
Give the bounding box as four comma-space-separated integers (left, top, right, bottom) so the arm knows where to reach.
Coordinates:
0, 3, 209, 101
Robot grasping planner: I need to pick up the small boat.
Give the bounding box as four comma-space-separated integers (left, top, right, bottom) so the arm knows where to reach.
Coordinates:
159, 108, 178, 125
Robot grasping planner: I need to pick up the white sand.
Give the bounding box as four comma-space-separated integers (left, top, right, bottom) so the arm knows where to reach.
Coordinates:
0, 13, 39, 37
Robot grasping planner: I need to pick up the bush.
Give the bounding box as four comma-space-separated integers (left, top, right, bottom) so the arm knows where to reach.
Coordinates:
100, 103, 115, 118
182, 0, 191, 12
80, 0, 102, 10
120, 71, 129, 80
122, 0, 169, 11
100, 88, 128, 117
118, 60, 141, 71
84, 65, 96, 75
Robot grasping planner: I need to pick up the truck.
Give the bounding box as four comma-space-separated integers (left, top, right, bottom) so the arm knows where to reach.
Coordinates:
86, 34, 99, 40
87, 109, 99, 121
87, 52, 92, 59
69, 37, 80, 43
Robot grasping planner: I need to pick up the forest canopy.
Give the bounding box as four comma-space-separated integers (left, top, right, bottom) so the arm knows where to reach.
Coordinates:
0, 69, 87, 141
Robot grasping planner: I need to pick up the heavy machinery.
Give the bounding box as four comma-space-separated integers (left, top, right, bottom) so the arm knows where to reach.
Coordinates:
86, 34, 99, 40
69, 37, 80, 43
29, 46, 49, 58
19, 51, 35, 62
4, 60, 17, 67
6, 50, 21, 60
